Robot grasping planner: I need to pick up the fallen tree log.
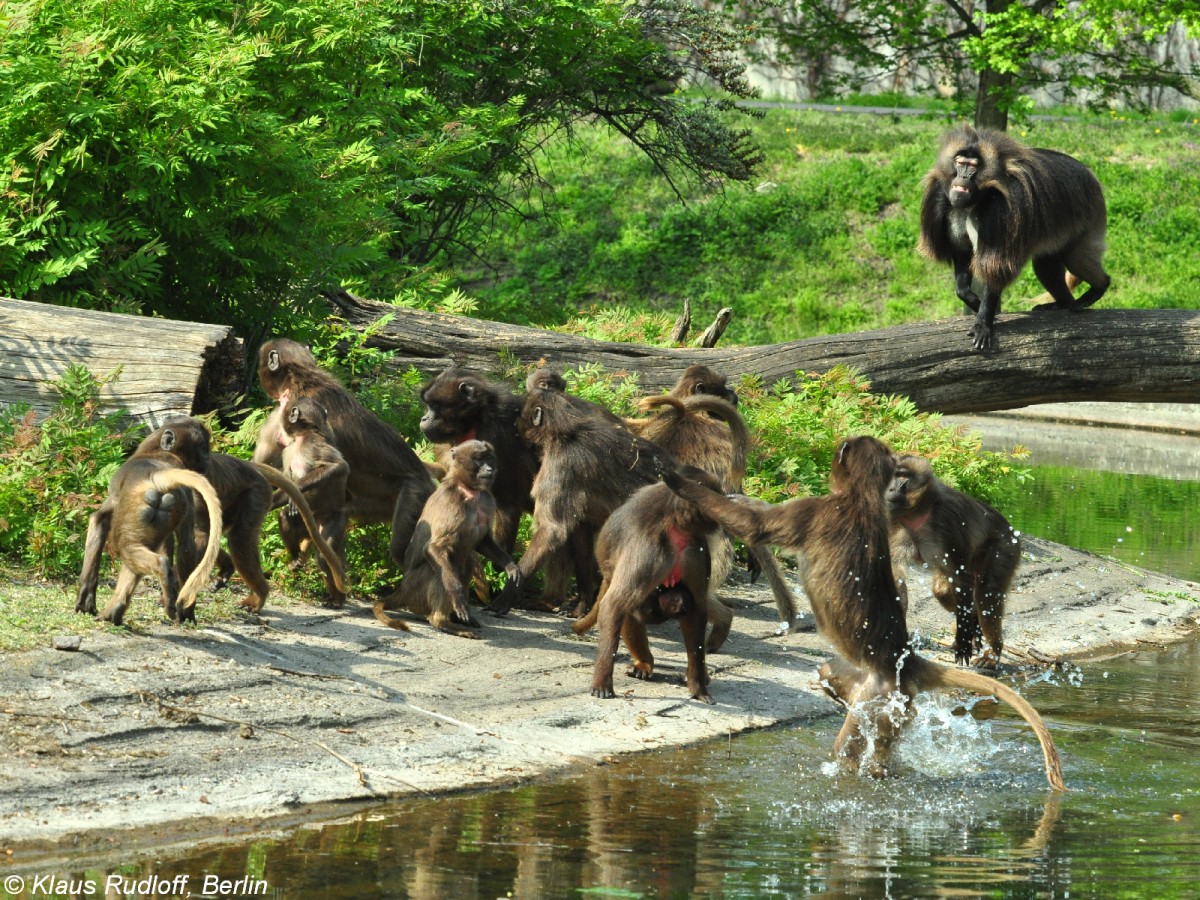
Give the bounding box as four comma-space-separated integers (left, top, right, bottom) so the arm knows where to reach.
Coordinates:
0, 297, 244, 425
327, 292, 1200, 415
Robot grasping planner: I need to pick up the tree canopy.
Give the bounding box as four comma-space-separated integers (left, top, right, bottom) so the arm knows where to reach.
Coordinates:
0, 0, 762, 340
750, 0, 1200, 129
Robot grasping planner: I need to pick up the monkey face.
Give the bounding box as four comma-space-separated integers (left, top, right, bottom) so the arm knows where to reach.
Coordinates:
419, 371, 488, 443
948, 152, 980, 208
451, 439, 497, 490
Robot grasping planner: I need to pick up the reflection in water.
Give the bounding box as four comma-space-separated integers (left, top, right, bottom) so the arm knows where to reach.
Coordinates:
990, 465, 1200, 581
17, 645, 1200, 898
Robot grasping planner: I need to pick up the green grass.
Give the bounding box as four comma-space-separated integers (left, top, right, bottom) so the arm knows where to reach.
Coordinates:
454, 109, 1200, 345
0, 566, 317, 651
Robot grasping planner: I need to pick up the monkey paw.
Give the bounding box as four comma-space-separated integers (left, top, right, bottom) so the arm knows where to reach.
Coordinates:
968, 322, 996, 351
627, 662, 654, 681
691, 690, 714, 704
75, 593, 97, 616
590, 685, 616, 699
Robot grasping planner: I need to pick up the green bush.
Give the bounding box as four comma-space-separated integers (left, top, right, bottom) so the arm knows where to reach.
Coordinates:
0, 367, 140, 579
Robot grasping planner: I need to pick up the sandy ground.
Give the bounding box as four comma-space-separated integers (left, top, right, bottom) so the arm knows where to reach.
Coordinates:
1, 535, 1198, 857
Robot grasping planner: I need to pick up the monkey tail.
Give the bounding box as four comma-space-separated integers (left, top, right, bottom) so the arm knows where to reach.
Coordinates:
251, 461, 348, 594
907, 655, 1065, 792
152, 470, 223, 616
637, 395, 687, 417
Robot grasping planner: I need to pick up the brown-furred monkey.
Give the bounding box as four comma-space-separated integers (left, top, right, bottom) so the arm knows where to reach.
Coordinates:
274, 397, 351, 607
419, 368, 537, 555
665, 436, 1064, 790
418, 367, 569, 612
919, 125, 1108, 351
887, 454, 1020, 668
493, 378, 677, 620
627, 364, 802, 631
253, 338, 434, 567
373, 440, 521, 638
573, 471, 729, 703
76, 417, 223, 625
201, 451, 346, 614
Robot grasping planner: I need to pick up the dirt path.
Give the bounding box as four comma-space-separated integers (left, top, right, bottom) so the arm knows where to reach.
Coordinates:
2, 536, 1198, 854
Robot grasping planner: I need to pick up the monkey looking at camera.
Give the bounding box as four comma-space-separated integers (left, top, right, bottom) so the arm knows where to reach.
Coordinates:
253, 338, 434, 566
573, 472, 730, 703
419, 368, 537, 555
887, 454, 1020, 668
665, 437, 1064, 790
274, 397, 351, 607
373, 440, 521, 638
919, 125, 1109, 351
76, 417, 223, 625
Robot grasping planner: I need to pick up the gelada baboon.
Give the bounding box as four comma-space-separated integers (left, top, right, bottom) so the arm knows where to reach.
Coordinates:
275, 397, 351, 606
419, 368, 537, 554
665, 437, 1064, 790
253, 338, 434, 565
517, 367, 619, 614
573, 472, 731, 703
494, 378, 678, 619
373, 440, 521, 638
919, 124, 1109, 351
76, 418, 223, 625
201, 449, 347, 614
887, 454, 1020, 668
628, 365, 802, 631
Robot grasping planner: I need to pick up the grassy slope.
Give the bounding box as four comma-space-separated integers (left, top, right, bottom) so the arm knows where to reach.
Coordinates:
455, 109, 1200, 346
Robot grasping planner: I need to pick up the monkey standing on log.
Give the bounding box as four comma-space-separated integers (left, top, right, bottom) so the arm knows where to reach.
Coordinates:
253, 339, 434, 567
665, 437, 1064, 790
887, 454, 1020, 668
76, 418, 223, 625
919, 125, 1109, 351
373, 440, 521, 637
573, 470, 728, 703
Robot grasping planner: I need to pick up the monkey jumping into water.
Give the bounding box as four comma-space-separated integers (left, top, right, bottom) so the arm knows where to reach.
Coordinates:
665, 436, 1064, 790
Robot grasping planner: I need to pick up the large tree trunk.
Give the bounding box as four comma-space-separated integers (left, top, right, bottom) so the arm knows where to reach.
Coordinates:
326, 292, 1200, 416
973, 0, 1013, 131
0, 297, 243, 426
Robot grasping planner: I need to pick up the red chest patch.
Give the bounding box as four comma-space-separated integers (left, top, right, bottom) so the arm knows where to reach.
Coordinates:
454, 428, 478, 445
663, 526, 691, 588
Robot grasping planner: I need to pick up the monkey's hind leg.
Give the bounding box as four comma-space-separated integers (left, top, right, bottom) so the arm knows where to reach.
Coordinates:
621, 618, 654, 680
371, 595, 413, 632
98, 565, 143, 626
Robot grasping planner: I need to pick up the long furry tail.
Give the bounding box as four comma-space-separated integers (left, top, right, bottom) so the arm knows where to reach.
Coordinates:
251, 461, 347, 593
909, 655, 1065, 791
153, 470, 223, 616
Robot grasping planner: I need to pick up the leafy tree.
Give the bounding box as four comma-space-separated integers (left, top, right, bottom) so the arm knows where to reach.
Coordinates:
748, 0, 1200, 129
0, 0, 762, 340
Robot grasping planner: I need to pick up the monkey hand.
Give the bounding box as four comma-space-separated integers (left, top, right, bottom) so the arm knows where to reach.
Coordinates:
968, 320, 995, 351
487, 581, 519, 618
503, 563, 523, 592
745, 550, 762, 585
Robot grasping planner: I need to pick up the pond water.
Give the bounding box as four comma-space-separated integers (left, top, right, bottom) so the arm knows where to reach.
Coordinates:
12, 644, 1199, 898
991, 465, 1200, 582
